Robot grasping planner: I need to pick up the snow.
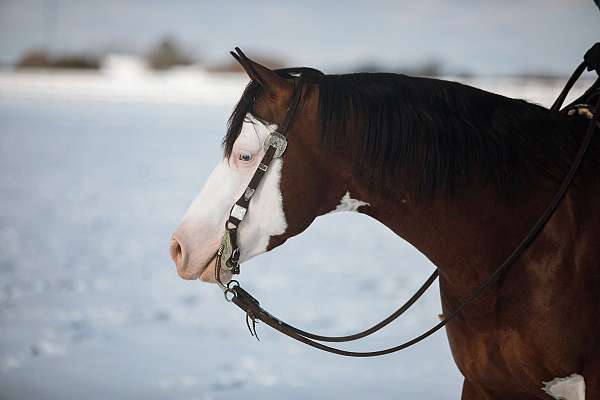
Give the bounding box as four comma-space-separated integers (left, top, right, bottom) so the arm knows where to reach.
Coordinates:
0, 67, 592, 399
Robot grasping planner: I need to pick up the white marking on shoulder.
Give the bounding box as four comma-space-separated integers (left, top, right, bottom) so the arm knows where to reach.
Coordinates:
542, 374, 585, 400
331, 191, 370, 213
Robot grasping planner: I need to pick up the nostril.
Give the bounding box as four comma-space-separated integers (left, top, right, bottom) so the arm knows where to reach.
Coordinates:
170, 237, 184, 267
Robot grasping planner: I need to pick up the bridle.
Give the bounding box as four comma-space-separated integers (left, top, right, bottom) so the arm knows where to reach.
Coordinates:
213, 44, 600, 357
215, 69, 311, 289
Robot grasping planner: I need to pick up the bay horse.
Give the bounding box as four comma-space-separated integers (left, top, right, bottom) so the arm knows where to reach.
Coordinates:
170, 49, 600, 399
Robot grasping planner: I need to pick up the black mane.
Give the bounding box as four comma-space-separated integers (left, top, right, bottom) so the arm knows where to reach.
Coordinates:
225, 71, 593, 200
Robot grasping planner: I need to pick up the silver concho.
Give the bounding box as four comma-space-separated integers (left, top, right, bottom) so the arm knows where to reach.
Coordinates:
263, 131, 287, 158
230, 204, 247, 221
243, 187, 255, 201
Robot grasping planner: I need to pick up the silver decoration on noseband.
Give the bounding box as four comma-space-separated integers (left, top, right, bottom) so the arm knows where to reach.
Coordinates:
218, 233, 235, 272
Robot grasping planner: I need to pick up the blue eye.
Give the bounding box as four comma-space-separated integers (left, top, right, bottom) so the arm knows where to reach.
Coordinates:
239, 153, 253, 162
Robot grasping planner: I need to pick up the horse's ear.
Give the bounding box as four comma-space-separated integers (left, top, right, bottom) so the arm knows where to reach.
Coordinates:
230, 47, 291, 96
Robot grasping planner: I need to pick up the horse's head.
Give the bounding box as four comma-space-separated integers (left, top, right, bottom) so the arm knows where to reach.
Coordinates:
170, 49, 365, 283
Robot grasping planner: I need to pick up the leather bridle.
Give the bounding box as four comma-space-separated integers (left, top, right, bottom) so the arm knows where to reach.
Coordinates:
215, 72, 308, 289
213, 44, 600, 357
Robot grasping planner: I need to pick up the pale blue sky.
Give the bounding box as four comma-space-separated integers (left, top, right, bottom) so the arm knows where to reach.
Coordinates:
0, 0, 598, 75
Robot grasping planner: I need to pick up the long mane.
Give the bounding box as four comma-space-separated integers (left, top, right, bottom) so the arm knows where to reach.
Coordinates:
225, 71, 595, 200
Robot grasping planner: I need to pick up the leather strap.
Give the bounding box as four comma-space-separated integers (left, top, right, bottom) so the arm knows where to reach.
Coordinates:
216, 77, 306, 280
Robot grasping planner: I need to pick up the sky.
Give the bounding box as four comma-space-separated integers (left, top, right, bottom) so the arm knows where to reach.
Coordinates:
0, 0, 599, 75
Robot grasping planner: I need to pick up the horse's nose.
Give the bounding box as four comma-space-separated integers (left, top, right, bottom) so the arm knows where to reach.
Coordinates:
170, 237, 182, 265
170, 236, 192, 279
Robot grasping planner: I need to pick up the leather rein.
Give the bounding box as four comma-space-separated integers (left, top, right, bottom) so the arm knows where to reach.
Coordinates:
214, 44, 600, 357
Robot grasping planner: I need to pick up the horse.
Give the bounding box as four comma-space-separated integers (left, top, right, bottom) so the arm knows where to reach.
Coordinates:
169, 49, 600, 399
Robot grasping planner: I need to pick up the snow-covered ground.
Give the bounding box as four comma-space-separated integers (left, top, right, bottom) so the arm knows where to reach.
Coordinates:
0, 67, 592, 399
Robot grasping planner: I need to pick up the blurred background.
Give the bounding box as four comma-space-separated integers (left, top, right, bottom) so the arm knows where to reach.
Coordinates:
1, 1, 599, 399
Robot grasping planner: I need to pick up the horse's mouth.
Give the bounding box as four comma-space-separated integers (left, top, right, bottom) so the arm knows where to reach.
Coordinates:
198, 255, 218, 282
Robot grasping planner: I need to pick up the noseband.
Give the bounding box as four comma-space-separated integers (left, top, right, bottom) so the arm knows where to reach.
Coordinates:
212, 45, 600, 357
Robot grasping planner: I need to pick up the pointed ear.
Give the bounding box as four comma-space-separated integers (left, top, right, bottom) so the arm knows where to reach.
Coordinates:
230, 47, 291, 96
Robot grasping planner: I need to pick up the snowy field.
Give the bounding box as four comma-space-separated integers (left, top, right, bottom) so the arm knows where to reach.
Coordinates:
0, 68, 591, 399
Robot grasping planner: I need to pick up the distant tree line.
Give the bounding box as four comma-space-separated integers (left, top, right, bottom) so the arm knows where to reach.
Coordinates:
14, 34, 459, 77
15, 36, 195, 71
17, 49, 100, 70
144, 37, 192, 70
12, 35, 572, 79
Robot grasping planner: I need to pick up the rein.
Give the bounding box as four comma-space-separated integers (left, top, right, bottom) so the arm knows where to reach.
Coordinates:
215, 44, 600, 357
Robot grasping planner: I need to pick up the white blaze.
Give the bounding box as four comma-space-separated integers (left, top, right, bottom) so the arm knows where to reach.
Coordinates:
542, 374, 585, 400
173, 113, 287, 281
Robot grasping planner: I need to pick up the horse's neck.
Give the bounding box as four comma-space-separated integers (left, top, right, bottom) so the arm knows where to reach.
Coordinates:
355, 178, 584, 294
